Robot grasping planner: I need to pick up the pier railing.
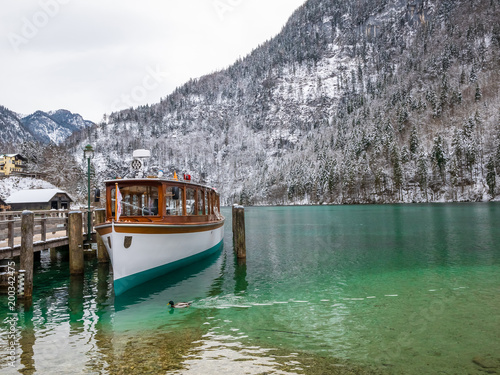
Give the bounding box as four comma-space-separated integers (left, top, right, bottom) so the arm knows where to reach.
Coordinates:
0, 209, 96, 259
0, 209, 108, 298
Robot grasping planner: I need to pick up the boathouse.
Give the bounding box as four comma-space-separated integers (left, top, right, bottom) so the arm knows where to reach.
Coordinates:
6, 189, 73, 211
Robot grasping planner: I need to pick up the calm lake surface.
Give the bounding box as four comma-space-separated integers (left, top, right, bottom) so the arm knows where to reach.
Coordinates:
1, 203, 499, 374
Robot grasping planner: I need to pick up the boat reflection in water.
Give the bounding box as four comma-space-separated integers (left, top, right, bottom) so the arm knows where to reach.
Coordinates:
111, 246, 225, 331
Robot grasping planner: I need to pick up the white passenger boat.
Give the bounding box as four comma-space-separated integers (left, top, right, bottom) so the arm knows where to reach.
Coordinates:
95, 161, 224, 295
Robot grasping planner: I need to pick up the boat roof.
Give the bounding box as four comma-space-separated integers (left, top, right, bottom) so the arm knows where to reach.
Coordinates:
104, 177, 217, 192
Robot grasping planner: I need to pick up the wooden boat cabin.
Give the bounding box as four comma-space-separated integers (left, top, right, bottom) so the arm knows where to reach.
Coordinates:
105, 178, 221, 224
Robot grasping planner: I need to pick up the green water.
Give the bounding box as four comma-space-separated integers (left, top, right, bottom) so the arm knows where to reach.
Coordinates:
1, 203, 500, 374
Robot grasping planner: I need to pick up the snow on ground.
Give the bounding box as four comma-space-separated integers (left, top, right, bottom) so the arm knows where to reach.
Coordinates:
0, 176, 56, 200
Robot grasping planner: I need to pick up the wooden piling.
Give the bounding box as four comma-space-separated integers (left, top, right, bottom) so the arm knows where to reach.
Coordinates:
40, 213, 47, 243
20, 211, 34, 299
68, 211, 84, 275
95, 209, 109, 263
7, 214, 14, 251
49, 247, 58, 263
232, 205, 236, 244
233, 205, 246, 259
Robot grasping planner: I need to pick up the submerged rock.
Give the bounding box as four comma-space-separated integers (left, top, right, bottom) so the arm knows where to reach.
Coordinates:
472, 355, 500, 372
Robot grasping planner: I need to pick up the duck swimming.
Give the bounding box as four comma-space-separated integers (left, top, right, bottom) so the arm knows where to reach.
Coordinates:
168, 301, 191, 308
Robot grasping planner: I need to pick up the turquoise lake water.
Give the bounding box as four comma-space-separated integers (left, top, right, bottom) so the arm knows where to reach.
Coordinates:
1, 203, 500, 374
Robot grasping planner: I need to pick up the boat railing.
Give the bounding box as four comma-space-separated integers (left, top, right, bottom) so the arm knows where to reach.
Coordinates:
113, 199, 158, 216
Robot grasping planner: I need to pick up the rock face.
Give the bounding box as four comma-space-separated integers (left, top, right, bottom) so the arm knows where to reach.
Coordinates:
473, 355, 500, 373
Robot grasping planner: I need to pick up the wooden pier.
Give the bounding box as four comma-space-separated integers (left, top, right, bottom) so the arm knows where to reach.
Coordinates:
0, 209, 97, 260
0, 209, 107, 297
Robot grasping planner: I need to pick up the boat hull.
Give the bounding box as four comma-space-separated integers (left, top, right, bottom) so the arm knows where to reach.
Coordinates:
96, 221, 224, 295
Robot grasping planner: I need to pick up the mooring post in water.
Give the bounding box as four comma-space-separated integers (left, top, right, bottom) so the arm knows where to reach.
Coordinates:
69, 211, 84, 275
49, 247, 58, 263
20, 211, 34, 299
233, 205, 246, 259
232, 205, 236, 243
95, 209, 109, 263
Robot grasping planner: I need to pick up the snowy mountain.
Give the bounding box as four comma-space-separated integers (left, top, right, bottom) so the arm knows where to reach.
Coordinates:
0, 107, 93, 148
0, 106, 35, 144
63, 0, 500, 204
20, 109, 94, 145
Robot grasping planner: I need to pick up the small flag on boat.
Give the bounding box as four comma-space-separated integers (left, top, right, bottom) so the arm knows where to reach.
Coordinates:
115, 183, 122, 221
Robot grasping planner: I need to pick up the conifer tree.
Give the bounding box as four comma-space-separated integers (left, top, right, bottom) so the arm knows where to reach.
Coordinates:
475, 84, 482, 102
486, 157, 496, 197
432, 136, 447, 179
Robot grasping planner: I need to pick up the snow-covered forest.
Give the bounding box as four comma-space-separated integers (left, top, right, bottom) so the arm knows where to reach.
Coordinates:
6, 0, 500, 206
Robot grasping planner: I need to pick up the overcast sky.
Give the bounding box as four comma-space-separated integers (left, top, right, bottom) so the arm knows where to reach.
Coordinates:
0, 0, 307, 122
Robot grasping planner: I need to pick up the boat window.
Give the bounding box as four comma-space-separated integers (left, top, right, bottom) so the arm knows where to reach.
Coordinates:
205, 190, 210, 216
197, 189, 204, 215
166, 186, 184, 216
210, 191, 214, 215
186, 188, 196, 215
111, 185, 159, 217
210, 191, 215, 215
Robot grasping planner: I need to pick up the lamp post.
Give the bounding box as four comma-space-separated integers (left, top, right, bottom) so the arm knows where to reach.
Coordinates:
83, 144, 94, 242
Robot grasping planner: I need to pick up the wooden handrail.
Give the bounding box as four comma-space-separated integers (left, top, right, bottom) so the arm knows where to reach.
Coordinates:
0, 209, 98, 256
0, 209, 72, 216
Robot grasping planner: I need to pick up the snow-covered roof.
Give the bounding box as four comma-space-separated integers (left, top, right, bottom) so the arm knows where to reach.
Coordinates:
6, 189, 73, 204
0, 154, 26, 159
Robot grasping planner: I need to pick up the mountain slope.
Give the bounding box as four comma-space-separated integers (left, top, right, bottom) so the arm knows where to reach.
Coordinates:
69, 0, 500, 205
21, 110, 94, 145
0, 106, 93, 148
0, 106, 35, 145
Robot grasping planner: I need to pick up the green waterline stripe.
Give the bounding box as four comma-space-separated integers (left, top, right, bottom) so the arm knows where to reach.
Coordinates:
114, 240, 224, 296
